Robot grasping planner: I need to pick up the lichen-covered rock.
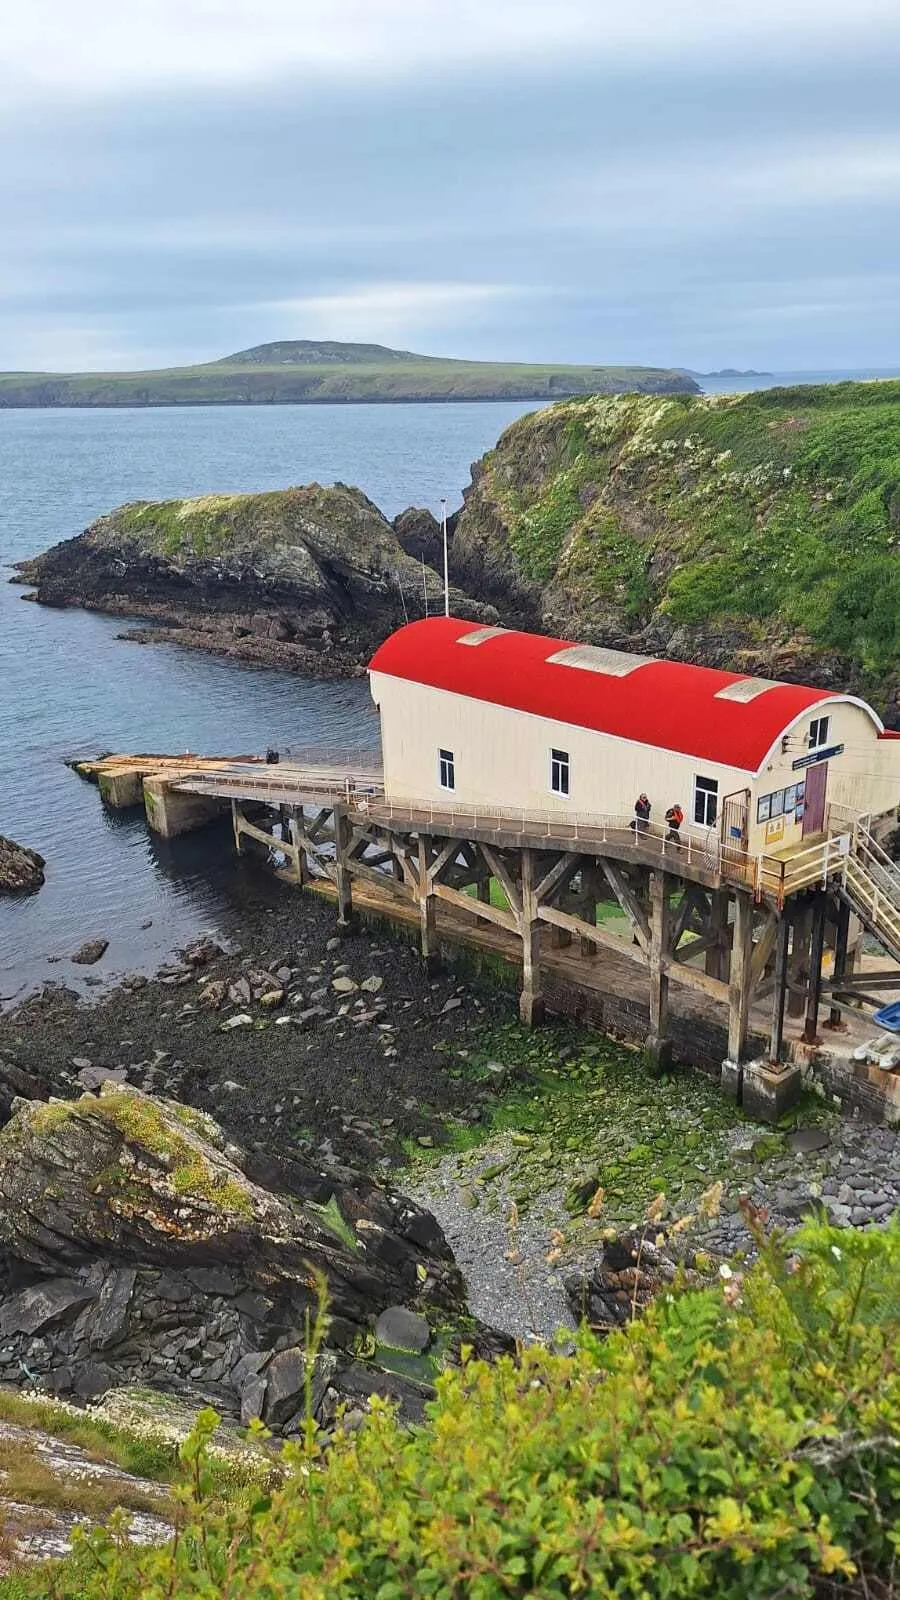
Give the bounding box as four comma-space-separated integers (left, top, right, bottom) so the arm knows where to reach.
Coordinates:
15, 485, 495, 674
0, 835, 45, 894
451, 381, 900, 717
0, 1087, 463, 1332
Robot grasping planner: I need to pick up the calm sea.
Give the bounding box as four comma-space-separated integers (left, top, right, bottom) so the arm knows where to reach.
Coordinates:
0, 401, 540, 1001
1, 373, 888, 999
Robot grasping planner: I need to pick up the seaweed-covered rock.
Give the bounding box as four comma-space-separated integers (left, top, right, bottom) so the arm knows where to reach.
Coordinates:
14, 485, 494, 674
0, 835, 45, 894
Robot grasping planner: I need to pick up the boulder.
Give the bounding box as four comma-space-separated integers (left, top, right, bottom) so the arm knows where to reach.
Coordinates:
71, 939, 108, 966
0, 836, 45, 895
393, 507, 443, 569
0, 1278, 97, 1338
0, 1088, 465, 1337
374, 1305, 430, 1353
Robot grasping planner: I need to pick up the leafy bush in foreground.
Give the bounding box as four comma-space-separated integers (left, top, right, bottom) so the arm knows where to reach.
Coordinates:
17, 1217, 900, 1600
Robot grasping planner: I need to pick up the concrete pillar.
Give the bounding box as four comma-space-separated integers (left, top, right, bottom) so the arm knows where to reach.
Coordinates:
143, 778, 225, 839
98, 769, 145, 810
646, 870, 671, 1071
417, 835, 439, 974
518, 849, 545, 1026
334, 807, 354, 930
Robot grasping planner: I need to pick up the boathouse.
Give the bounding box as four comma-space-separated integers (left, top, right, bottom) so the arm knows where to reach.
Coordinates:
369, 618, 900, 854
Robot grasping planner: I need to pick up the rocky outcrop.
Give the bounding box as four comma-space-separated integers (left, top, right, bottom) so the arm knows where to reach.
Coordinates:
451, 381, 900, 721
0, 836, 45, 895
0, 1088, 498, 1431
14, 484, 496, 675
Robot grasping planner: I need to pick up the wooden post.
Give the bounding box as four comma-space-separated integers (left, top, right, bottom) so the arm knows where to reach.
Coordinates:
417, 835, 439, 974
787, 902, 812, 1017
828, 898, 851, 1028
519, 849, 545, 1026
579, 863, 599, 959
476, 877, 492, 904
705, 890, 729, 981
334, 806, 354, 929
769, 909, 790, 1063
232, 799, 244, 854
727, 892, 754, 1064
803, 893, 827, 1044
646, 870, 671, 1071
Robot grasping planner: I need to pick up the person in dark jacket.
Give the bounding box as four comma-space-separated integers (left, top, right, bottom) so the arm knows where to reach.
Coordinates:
631, 793, 651, 834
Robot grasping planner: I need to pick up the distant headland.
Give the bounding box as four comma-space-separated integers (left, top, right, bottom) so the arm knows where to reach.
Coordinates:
0, 339, 700, 408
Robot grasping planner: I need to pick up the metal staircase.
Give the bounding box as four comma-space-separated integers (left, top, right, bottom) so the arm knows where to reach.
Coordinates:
840, 822, 900, 963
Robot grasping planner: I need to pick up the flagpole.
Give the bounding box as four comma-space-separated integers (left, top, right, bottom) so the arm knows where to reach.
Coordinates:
441, 498, 449, 617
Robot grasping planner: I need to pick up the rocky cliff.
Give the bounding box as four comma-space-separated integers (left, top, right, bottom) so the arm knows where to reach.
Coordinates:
16, 484, 493, 674
451, 380, 900, 721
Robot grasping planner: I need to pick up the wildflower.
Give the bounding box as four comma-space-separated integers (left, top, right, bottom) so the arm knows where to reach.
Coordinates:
719, 1263, 733, 1280
698, 1180, 724, 1221
586, 1185, 605, 1219
830, 1245, 842, 1260
646, 1192, 667, 1224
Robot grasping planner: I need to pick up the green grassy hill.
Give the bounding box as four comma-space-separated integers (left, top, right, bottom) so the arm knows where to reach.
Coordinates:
0, 340, 698, 408
452, 379, 900, 714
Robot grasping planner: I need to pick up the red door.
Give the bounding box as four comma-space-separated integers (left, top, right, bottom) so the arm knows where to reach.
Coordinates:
802, 761, 828, 837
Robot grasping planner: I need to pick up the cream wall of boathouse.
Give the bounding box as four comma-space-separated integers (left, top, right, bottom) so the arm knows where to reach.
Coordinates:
371, 673, 748, 838
748, 699, 900, 856
371, 674, 900, 855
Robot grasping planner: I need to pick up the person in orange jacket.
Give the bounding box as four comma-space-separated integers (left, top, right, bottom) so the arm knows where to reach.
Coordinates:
665, 802, 684, 842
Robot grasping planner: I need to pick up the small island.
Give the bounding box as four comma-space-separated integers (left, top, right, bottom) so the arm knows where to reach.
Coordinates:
0, 339, 699, 409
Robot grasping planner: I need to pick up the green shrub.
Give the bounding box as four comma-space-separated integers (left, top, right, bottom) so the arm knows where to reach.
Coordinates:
16, 1217, 900, 1600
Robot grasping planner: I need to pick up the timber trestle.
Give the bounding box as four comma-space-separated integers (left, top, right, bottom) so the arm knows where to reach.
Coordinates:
76, 752, 900, 1123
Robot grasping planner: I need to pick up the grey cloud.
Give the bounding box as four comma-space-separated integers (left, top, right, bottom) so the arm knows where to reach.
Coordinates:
1, 33, 899, 369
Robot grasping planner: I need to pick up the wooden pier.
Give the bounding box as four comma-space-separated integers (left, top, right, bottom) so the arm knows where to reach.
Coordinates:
75, 751, 900, 1124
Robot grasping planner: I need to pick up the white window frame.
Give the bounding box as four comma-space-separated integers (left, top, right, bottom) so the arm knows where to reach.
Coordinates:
549, 748, 570, 797
438, 748, 455, 791
693, 774, 719, 827
809, 715, 830, 750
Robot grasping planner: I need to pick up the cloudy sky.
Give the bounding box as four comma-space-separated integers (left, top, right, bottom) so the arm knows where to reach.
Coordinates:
2, 0, 899, 372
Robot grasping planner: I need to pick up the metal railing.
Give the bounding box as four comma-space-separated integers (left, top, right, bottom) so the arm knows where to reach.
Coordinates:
353, 794, 722, 869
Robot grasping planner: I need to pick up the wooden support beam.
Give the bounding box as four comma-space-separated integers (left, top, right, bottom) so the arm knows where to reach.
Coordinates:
481, 844, 522, 918
534, 851, 582, 906
769, 910, 790, 1063
518, 849, 545, 1027
828, 898, 851, 1027
601, 859, 651, 953
334, 807, 354, 928
727, 893, 754, 1065
670, 884, 704, 951
647, 870, 671, 1071
705, 890, 730, 981
536, 902, 648, 967
803, 893, 827, 1044
427, 838, 461, 888
417, 835, 439, 972
432, 880, 518, 934
749, 909, 778, 994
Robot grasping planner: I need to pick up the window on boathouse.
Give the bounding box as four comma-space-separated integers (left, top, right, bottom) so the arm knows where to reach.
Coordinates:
439, 748, 455, 791
550, 748, 570, 796
693, 774, 719, 827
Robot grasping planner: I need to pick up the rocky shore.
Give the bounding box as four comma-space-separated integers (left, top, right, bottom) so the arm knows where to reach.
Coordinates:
1, 878, 897, 1362
12, 486, 494, 675
0, 836, 45, 895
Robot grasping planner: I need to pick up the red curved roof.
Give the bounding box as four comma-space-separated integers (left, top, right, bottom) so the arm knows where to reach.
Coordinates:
369, 618, 875, 772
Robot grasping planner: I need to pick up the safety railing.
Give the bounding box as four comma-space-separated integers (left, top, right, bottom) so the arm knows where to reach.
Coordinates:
353, 794, 722, 868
